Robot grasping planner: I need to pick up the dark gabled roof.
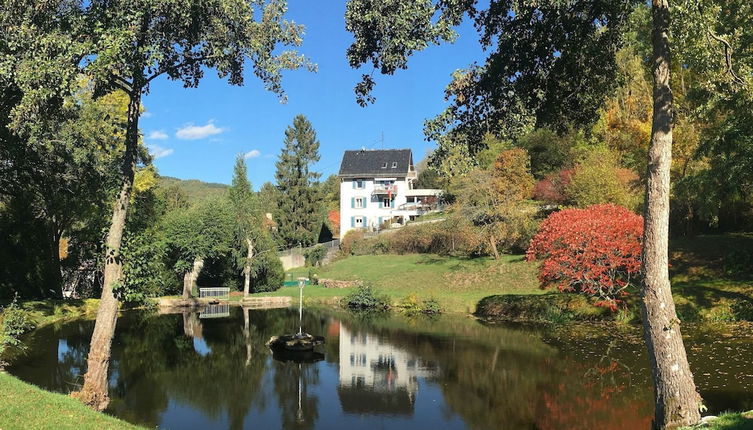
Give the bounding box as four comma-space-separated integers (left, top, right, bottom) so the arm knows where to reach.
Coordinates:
338, 149, 413, 178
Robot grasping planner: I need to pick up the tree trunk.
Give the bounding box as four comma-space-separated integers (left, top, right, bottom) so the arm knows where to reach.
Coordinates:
243, 237, 254, 297
73, 91, 141, 411
183, 257, 205, 299
488, 232, 500, 259
243, 307, 252, 366
641, 2, 701, 428
47, 221, 63, 299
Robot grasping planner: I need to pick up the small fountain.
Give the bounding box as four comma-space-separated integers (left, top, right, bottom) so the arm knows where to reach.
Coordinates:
267, 277, 325, 356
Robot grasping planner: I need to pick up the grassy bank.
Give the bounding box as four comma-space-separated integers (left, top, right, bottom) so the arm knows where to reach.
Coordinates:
12, 299, 100, 327
261, 253, 541, 314
0, 372, 139, 429
669, 234, 753, 323
479, 233, 753, 323
267, 233, 753, 322
683, 412, 753, 429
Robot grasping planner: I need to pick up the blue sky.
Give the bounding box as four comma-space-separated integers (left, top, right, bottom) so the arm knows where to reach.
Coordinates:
141, 1, 485, 188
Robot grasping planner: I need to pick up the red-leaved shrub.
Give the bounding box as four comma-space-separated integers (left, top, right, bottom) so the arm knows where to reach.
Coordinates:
526, 204, 643, 310
533, 169, 572, 203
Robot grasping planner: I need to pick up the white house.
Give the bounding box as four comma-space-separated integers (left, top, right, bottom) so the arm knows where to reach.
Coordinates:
337, 149, 441, 239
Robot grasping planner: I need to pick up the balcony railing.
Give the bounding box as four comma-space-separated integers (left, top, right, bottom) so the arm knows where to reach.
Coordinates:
395, 202, 442, 212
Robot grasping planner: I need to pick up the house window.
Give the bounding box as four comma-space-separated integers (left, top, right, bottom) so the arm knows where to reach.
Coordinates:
382, 197, 390, 207
354, 216, 364, 227
391, 162, 397, 168
381, 162, 388, 168
355, 197, 365, 208
407, 196, 416, 203
354, 179, 365, 189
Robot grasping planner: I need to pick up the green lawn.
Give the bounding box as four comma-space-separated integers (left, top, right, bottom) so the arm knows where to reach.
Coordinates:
258, 233, 753, 320
682, 412, 753, 430
0, 372, 140, 430
669, 233, 753, 322
259, 253, 541, 314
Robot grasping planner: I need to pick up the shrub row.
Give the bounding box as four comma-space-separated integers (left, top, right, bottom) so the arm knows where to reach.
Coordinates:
475, 293, 611, 323
476, 293, 753, 324
342, 219, 489, 258
342, 286, 442, 315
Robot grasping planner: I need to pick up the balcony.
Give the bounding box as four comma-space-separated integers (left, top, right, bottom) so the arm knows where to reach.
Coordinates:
395, 202, 441, 213
372, 184, 397, 195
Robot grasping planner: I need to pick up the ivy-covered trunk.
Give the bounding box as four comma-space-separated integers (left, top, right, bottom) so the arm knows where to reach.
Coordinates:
183, 257, 204, 299
73, 91, 140, 411
243, 237, 254, 297
640, 2, 701, 428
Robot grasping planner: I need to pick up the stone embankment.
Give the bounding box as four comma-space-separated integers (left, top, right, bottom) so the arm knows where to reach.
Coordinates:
157, 296, 292, 311
318, 279, 361, 289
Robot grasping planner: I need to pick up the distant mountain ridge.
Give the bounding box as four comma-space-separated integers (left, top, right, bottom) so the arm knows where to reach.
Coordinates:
157, 176, 228, 203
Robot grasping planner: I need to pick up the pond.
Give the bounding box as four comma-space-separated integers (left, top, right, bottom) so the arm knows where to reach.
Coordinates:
7, 307, 753, 429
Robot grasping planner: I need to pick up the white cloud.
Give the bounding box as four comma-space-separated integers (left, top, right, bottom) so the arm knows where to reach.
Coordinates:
140, 111, 152, 118
147, 130, 168, 140
244, 149, 261, 159
176, 121, 224, 140
148, 144, 174, 159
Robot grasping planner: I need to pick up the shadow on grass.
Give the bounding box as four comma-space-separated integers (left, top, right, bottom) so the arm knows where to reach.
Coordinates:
674, 285, 753, 308
670, 233, 753, 282
414, 255, 447, 265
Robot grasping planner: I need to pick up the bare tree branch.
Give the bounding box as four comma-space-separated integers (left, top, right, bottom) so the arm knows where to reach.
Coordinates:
707, 29, 745, 85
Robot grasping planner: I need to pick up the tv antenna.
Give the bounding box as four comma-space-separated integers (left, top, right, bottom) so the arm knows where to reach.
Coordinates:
375, 131, 384, 149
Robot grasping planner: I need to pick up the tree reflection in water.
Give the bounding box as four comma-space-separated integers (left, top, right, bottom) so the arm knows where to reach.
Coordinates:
9, 308, 753, 429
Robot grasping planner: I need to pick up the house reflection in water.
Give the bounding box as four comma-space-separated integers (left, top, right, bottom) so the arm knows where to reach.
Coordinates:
337, 324, 438, 416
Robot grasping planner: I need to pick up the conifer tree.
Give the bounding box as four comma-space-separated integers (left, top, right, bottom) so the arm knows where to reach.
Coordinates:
274, 115, 322, 247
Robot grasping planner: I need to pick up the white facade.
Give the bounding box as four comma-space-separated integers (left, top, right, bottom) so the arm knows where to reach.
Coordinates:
338, 324, 438, 394
337, 148, 443, 239
339, 176, 413, 238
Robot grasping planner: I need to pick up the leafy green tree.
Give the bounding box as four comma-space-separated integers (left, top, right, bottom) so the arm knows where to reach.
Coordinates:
474, 134, 512, 170
344, 1, 753, 425
317, 175, 340, 213
70, 0, 312, 409
257, 182, 280, 214
669, 1, 753, 233
515, 128, 583, 179
226, 155, 282, 296
162, 198, 234, 299
414, 154, 443, 189
0, 82, 129, 299
228, 156, 259, 297
452, 150, 535, 258
273, 114, 322, 247
566, 146, 641, 211
346, 0, 637, 150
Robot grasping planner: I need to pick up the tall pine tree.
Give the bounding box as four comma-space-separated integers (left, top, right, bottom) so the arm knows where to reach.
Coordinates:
274, 115, 322, 247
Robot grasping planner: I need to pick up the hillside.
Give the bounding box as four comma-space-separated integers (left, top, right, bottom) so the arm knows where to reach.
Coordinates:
156, 176, 228, 204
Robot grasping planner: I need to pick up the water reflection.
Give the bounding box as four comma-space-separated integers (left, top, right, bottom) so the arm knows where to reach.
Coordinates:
337, 322, 438, 416
200, 303, 231, 319
7, 308, 753, 429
